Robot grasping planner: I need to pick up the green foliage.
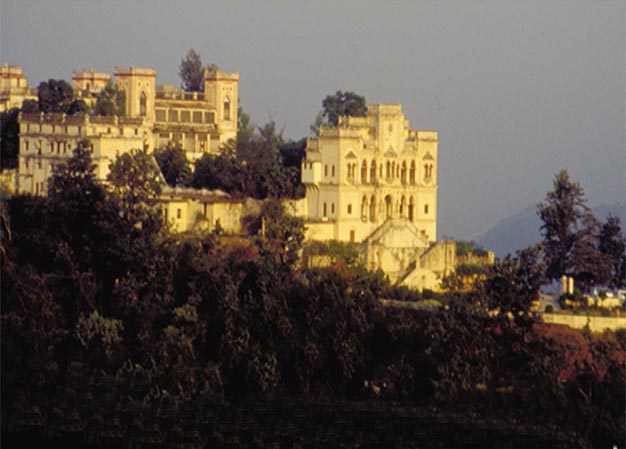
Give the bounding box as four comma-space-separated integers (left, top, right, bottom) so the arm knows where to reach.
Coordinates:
319, 90, 367, 128
2, 158, 624, 448
1, 107, 19, 170
193, 115, 304, 199
304, 240, 360, 266
538, 170, 590, 280
599, 214, 626, 288
106, 148, 163, 225
93, 81, 126, 116
20, 98, 38, 113
178, 48, 204, 92
454, 262, 488, 277
455, 240, 487, 257
37, 79, 74, 113
67, 99, 87, 115
192, 148, 243, 194
153, 143, 192, 187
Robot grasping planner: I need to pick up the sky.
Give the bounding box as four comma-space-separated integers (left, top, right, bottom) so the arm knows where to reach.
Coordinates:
2, 0, 624, 240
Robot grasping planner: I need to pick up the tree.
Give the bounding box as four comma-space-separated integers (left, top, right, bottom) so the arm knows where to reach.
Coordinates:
37, 79, 74, 113
94, 81, 126, 116
1, 108, 19, 170
21, 99, 38, 113
538, 170, 592, 281
312, 91, 367, 133
569, 214, 612, 292
192, 150, 243, 194
598, 215, 626, 288
179, 49, 204, 92
153, 143, 192, 187
67, 99, 88, 115
107, 149, 163, 226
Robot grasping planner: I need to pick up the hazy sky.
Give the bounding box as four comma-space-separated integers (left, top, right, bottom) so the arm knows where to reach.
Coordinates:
2, 0, 624, 239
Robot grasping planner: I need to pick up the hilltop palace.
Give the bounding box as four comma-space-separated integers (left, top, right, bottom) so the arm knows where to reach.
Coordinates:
1, 64, 475, 290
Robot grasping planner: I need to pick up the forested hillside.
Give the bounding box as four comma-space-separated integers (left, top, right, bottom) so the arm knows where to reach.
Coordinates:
1, 148, 624, 448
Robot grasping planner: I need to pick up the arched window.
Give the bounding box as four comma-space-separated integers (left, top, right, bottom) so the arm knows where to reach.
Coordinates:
361, 160, 368, 184
386, 161, 391, 178
323, 202, 327, 217
361, 196, 368, 222
385, 195, 393, 219
424, 163, 433, 181
369, 195, 376, 222
391, 161, 396, 179
400, 196, 406, 217
223, 96, 231, 121
408, 197, 415, 221
409, 161, 416, 184
401, 161, 407, 184
370, 160, 377, 183
139, 91, 147, 117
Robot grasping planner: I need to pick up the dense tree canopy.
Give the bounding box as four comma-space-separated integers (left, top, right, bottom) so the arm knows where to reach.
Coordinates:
37, 79, 74, 113
599, 215, 626, 288
178, 48, 204, 92
538, 170, 593, 281
0, 108, 19, 170
153, 143, 192, 187
311, 90, 367, 134
93, 81, 126, 116
537, 169, 622, 291
1, 145, 624, 448
192, 111, 305, 199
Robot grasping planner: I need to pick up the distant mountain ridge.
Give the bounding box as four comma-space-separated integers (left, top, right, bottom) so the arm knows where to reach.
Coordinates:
477, 202, 625, 259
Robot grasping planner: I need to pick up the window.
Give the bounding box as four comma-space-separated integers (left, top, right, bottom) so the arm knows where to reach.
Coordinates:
409, 161, 416, 184
347, 204, 352, 214
369, 195, 376, 222
424, 204, 429, 214
155, 109, 166, 122
385, 195, 393, 219
331, 165, 335, 177
205, 111, 215, 123
193, 111, 203, 123
324, 165, 328, 176
361, 196, 368, 222
176, 208, 182, 219
24, 141, 29, 151
331, 203, 335, 214
169, 109, 179, 122
223, 96, 231, 121
370, 160, 377, 182
350, 230, 355, 242
401, 161, 407, 184
408, 197, 415, 221
181, 111, 191, 123
139, 91, 147, 117
323, 202, 327, 217
361, 161, 368, 183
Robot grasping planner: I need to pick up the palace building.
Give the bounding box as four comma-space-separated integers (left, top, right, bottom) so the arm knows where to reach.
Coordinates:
9, 65, 239, 195
299, 104, 453, 288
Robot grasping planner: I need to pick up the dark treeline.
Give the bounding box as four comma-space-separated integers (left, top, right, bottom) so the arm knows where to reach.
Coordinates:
1, 148, 624, 448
